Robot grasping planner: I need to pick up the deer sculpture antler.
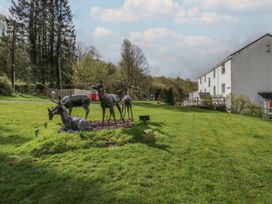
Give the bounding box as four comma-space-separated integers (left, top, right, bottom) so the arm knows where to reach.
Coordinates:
50, 92, 91, 119
51, 92, 61, 105
61, 95, 72, 106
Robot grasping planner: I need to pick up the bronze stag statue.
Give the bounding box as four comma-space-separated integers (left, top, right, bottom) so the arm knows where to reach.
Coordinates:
48, 96, 92, 131
93, 80, 124, 127
59, 94, 91, 119
121, 95, 133, 121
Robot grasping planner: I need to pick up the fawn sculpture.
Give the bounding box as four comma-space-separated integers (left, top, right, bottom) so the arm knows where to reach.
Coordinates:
60, 94, 91, 119
93, 81, 124, 126
48, 96, 92, 131
121, 95, 133, 121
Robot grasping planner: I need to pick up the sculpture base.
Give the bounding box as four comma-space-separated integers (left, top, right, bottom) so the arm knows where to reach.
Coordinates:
90, 120, 134, 131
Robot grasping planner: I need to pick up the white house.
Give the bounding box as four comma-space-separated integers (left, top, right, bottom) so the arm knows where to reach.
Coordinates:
197, 33, 272, 109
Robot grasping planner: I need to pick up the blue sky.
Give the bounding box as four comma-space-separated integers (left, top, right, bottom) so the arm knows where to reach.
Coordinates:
1, 0, 272, 79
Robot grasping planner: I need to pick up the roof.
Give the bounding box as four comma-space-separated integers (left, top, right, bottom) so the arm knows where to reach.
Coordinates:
259, 92, 272, 100
198, 33, 272, 79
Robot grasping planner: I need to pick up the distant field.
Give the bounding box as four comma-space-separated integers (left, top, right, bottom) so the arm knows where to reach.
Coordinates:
0, 99, 272, 203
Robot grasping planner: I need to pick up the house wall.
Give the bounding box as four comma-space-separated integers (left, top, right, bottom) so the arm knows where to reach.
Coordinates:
198, 59, 232, 97
231, 35, 272, 107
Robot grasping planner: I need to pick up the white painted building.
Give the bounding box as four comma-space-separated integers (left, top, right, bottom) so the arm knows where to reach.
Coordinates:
197, 33, 272, 109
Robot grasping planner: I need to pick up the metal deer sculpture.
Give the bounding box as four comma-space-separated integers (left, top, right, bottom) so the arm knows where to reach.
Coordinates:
121, 95, 133, 121
56, 94, 91, 119
48, 96, 92, 131
93, 80, 124, 126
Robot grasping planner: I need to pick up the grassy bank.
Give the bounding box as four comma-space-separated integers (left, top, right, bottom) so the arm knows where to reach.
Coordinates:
0, 93, 49, 101
0, 100, 272, 203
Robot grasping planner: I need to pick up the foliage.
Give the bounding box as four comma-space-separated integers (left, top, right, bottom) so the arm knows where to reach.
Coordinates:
119, 39, 150, 95
230, 94, 265, 119
0, 74, 13, 95
152, 76, 197, 101
72, 47, 119, 91
7, 0, 76, 87
164, 87, 175, 106
0, 16, 31, 83
1, 100, 272, 203
0, 15, 11, 77
244, 104, 264, 118
231, 94, 251, 114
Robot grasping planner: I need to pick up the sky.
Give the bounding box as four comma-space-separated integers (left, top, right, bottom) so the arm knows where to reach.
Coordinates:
1, 0, 272, 80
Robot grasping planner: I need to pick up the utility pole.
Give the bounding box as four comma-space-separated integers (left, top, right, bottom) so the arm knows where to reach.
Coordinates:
11, 20, 16, 92
58, 57, 62, 90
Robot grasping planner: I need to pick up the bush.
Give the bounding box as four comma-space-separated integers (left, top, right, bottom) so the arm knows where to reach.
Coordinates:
231, 95, 251, 114
168, 87, 175, 106
0, 75, 13, 96
162, 87, 175, 106
244, 104, 264, 118
230, 94, 264, 119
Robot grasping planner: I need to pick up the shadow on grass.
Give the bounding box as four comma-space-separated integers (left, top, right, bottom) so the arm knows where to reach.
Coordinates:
133, 101, 215, 113
123, 122, 171, 153
0, 152, 132, 204
0, 127, 31, 145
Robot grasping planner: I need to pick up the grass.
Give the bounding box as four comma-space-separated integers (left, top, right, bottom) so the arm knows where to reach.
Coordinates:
0, 93, 49, 101
1, 99, 272, 203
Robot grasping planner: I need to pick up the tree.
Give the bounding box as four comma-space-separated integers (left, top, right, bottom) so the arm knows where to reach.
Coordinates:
119, 39, 150, 95
72, 46, 118, 90
0, 15, 10, 76
8, 0, 76, 87
168, 87, 175, 106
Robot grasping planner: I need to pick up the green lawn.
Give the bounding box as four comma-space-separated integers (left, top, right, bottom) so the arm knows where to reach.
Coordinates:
0, 93, 49, 101
1, 100, 272, 203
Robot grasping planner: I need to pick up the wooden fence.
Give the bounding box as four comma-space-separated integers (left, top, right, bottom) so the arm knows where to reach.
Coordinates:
43, 87, 93, 98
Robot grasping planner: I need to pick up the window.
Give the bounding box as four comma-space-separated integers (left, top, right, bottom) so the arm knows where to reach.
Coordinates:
221, 64, 225, 74
221, 83, 225, 94
208, 78, 211, 87
213, 69, 216, 78
200, 78, 202, 84
213, 86, 216, 95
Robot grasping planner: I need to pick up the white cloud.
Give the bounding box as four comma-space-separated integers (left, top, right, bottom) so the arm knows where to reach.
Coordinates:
88, 1, 271, 78
130, 28, 183, 42
185, 36, 214, 47
186, 0, 272, 11
129, 28, 230, 78
91, 0, 179, 22
92, 26, 113, 38
91, 0, 239, 25
175, 7, 239, 24
91, 6, 137, 23
130, 28, 219, 48
0, 5, 9, 16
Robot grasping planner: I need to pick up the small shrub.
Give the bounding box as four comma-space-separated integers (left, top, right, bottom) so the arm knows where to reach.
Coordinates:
230, 94, 265, 119
244, 104, 264, 118
0, 75, 13, 96
231, 95, 251, 114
